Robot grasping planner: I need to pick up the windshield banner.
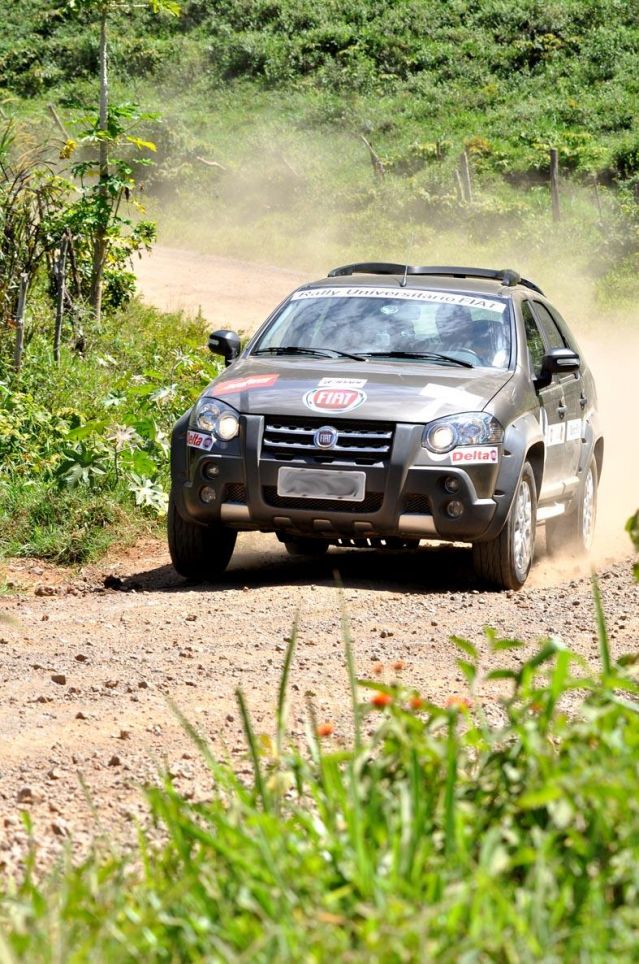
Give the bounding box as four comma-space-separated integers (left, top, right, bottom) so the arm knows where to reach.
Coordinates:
290, 287, 505, 313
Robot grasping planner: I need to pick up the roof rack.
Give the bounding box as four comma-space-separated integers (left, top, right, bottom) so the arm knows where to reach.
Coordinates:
327, 263, 545, 295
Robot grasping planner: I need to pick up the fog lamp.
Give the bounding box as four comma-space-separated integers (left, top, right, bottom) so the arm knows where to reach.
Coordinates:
444, 476, 461, 494
446, 500, 464, 519
204, 462, 220, 479
200, 486, 217, 504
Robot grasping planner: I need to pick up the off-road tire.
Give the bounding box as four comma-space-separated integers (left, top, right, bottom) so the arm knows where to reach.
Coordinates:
546, 458, 598, 557
284, 539, 330, 558
168, 491, 237, 580
472, 462, 537, 590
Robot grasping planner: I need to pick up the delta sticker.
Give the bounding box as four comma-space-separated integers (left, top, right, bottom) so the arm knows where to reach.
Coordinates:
215, 373, 279, 395
187, 431, 214, 451
304, 387, 367, 414
451, 446, 499, 464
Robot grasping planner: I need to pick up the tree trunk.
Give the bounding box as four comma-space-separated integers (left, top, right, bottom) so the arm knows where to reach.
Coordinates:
90, 8, 109, 324
54, 236, 69, 364
550, 148, 561, 222
13, 273, 29, 373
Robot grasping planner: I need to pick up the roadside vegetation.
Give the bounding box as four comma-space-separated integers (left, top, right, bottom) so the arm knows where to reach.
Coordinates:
2, 572, 639, 958
0, 302, 216, 563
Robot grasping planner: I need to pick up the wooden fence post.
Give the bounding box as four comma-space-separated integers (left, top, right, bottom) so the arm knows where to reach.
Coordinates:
360, 134, 385, 179
13, 273, 29, 373
550, 148, 561, 221
459, 150, 473, 203
53, 236, 69, 364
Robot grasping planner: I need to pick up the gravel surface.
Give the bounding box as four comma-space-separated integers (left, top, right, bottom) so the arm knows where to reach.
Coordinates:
1, 535, 637, 875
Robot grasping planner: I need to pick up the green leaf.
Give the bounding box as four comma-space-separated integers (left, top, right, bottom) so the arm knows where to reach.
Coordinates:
451, 636, 477, 660
518, 785, 562, 809
457, 658, 477, 685
125, 136, 157, 152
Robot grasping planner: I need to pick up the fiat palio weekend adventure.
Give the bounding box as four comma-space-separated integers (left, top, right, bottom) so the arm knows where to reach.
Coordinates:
169, 264, 603, 589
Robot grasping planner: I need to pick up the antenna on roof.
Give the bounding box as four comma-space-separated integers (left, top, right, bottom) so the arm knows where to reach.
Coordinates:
400, 264, 409, 288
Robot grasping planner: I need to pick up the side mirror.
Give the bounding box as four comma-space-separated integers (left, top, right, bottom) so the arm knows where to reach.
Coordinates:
540, 347, 580, 377
208, 329, 241, 367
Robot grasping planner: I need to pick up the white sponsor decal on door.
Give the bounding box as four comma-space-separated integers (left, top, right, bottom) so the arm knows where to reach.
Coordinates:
566, 418, 582, 441
545, 422, 566, 447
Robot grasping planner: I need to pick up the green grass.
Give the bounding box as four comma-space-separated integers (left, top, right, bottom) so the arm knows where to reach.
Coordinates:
3, 588, 639, 959
0, 299, 220, 564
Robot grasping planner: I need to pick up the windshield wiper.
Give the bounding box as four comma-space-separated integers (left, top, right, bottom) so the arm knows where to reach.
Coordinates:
253, 346, 367, 361
361, 351, 474, 368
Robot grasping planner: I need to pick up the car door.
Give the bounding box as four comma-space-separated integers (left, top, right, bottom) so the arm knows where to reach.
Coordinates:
521, 300, 566, 500
530, 301, 582, 487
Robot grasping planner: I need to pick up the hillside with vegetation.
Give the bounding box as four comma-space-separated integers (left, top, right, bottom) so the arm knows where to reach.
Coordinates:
1, 0, 638, 295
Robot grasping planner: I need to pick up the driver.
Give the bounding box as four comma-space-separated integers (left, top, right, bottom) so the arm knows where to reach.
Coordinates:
434, 304, 504, 366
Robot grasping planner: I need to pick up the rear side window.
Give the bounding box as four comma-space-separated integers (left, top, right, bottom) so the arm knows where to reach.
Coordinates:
532, 302, 566, 350
521, 301, 545, 378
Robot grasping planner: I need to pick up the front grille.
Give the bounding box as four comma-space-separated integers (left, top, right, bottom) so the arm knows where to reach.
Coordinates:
402, 493, 431, 514
261, 417, 394, 465
223, 483, 247, 504
263, 487, 383, 514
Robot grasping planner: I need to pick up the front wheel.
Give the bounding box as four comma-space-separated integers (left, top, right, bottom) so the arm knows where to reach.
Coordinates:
472, 462, 537, 590
546, 458, 598, 557
168, 491, 237, 581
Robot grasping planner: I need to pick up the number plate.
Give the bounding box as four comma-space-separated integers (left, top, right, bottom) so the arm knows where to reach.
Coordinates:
277, 467, 366, 502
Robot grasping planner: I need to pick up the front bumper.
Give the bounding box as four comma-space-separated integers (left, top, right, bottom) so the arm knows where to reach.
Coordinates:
171, 413, 501, 543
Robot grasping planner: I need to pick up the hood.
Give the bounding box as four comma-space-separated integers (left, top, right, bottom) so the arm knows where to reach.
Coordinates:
204, 358, 513, 422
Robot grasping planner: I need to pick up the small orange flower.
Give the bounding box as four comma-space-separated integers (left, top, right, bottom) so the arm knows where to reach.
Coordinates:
445, 695, 473, 711
316, 723, 334, 737
392, 660, 405, 672
371, 691, 393, 708
409, 694, 424, 711
372, 662, 384, 675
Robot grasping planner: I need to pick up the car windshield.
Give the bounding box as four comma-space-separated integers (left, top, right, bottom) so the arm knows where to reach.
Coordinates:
253, 286, 512, 369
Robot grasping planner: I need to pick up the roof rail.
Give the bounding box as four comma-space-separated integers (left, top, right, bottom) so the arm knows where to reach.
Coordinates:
327, 263, 544, 295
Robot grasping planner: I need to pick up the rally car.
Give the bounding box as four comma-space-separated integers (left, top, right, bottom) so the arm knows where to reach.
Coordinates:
169, 264, 603, 589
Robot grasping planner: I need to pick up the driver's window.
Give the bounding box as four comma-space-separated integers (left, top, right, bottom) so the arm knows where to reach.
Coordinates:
521, 301, 545, 379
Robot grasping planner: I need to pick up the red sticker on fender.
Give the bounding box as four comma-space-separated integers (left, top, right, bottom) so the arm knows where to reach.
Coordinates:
303, 387, 367, 414
215, 373, 279, 395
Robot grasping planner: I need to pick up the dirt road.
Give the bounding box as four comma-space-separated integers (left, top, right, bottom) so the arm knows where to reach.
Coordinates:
1, 246, 637, 873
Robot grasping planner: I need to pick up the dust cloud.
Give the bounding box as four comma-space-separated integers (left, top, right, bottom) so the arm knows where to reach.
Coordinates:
138, 129, 638, 584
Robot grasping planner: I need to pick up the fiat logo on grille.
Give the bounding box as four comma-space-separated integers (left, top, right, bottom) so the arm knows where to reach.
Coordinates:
314, 426, 339, 449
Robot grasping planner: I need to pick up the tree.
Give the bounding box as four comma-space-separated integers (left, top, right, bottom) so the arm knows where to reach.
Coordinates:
64, 0, 180, 323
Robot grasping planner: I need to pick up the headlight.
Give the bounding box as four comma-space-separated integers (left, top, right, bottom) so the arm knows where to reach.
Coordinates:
193, 398, 240, 440
217, 411, 240, 441
422, 413, 503, 454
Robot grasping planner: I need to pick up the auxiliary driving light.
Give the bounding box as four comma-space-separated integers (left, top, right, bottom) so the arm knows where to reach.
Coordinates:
446, 500, 464, 519
200, 486, 217, 504
444, 476, 461, 494
204, 462, 220, 479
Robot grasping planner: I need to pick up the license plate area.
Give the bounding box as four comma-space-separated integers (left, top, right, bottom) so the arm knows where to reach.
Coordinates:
277, 467, 366, 502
